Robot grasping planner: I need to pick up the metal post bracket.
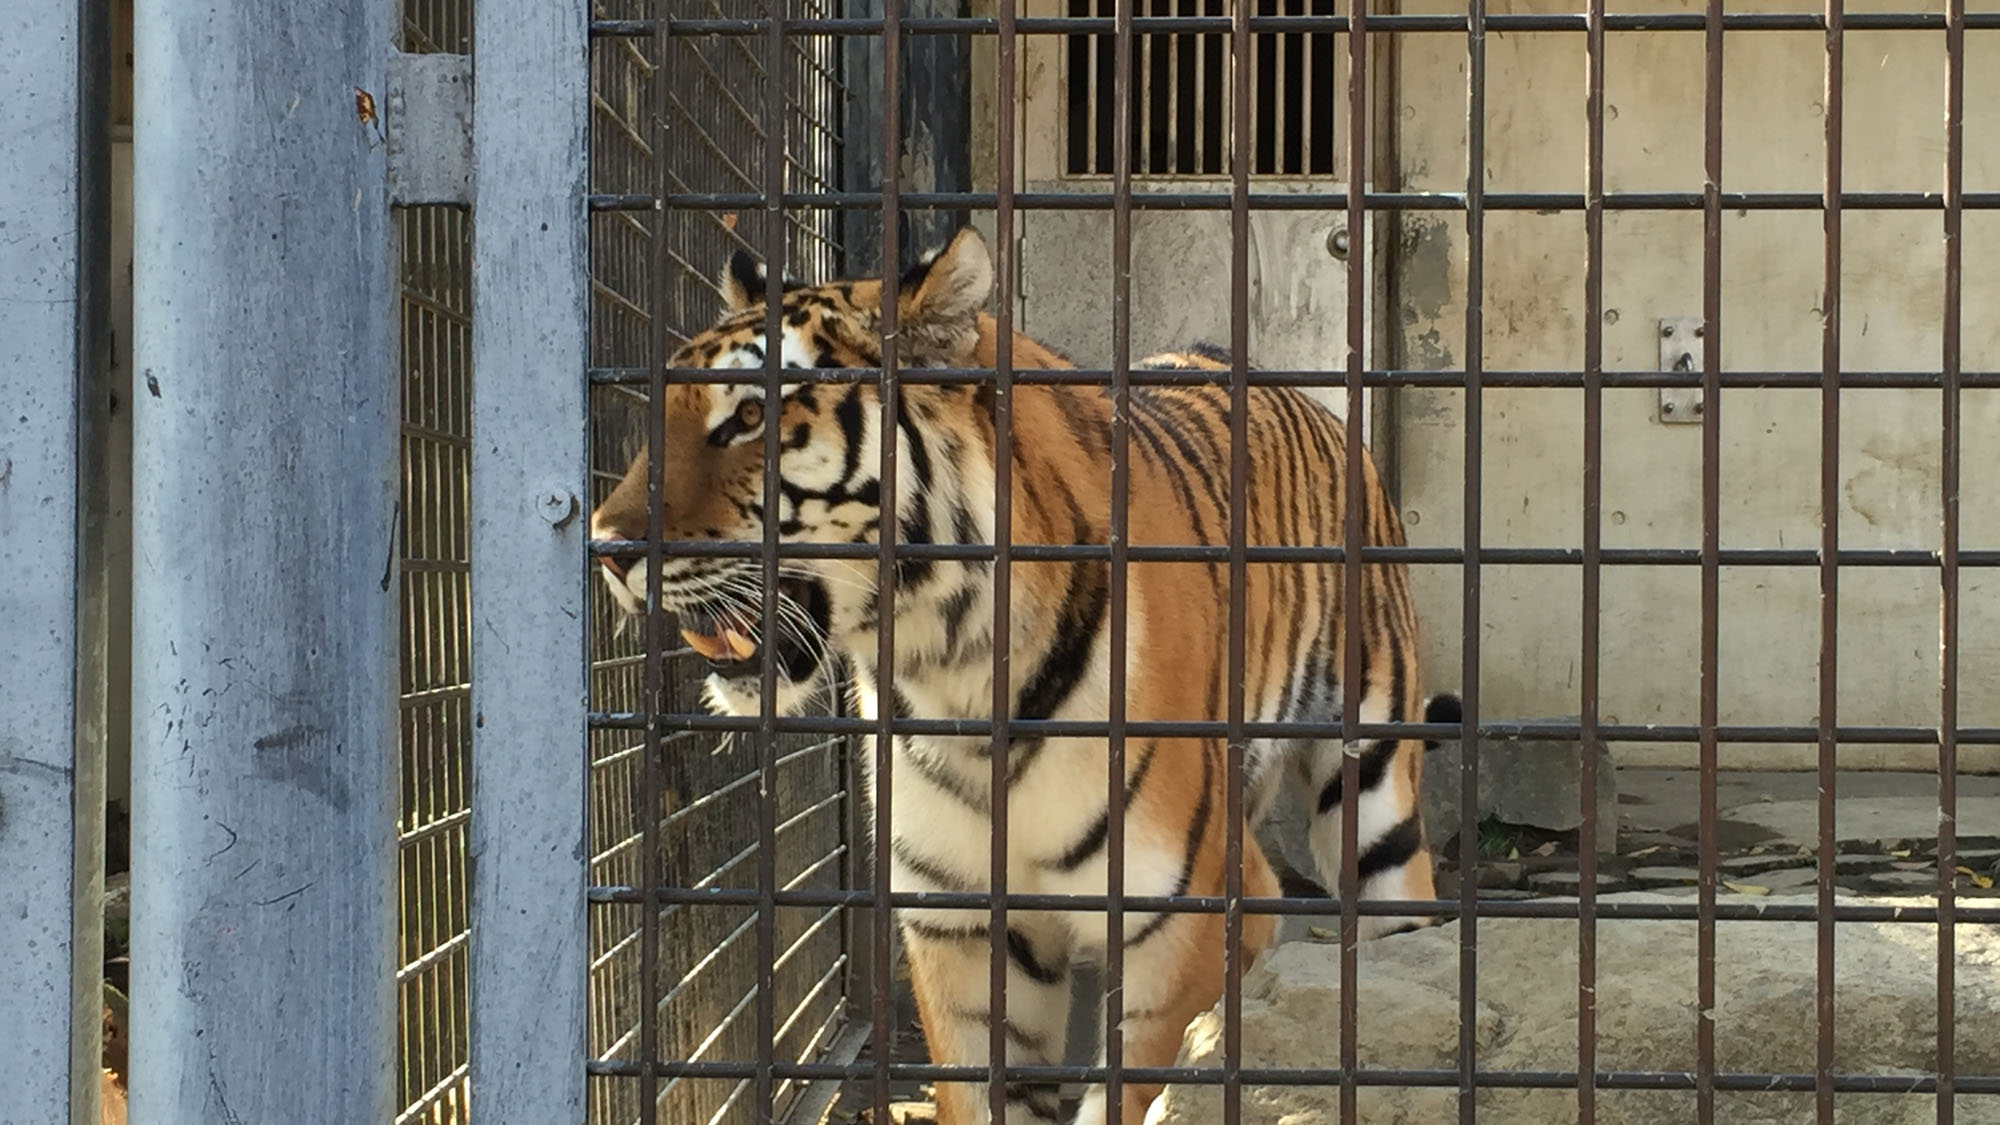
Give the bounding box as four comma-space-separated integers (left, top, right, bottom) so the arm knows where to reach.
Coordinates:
386, 50, 472, 207
1657, 315, 1705, 424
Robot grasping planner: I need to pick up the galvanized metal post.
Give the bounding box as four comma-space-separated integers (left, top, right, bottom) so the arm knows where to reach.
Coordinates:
0, 2, 110, 1123
465, 0, 590, 1120
127, 0, 399, 1119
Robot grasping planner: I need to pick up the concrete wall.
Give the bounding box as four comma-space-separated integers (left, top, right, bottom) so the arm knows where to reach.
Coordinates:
980, 0, 1999, 771
1392, 0, 2000, 770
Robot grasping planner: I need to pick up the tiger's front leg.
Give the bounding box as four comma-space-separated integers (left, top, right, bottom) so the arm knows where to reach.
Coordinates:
1071, 823, 1281, 1125
900, 912, 1075, 1125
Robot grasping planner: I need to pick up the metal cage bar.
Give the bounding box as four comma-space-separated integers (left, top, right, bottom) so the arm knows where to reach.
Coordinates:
0, 2, 109, 1122
466, 0, 592, 1121
578, 3, 1997, 1123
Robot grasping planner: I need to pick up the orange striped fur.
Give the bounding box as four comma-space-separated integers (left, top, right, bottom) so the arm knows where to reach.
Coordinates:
590, 228, 1457, 1125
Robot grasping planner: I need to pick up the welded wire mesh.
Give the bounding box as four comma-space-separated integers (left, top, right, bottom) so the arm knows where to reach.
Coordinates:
393, 4, 474, 1123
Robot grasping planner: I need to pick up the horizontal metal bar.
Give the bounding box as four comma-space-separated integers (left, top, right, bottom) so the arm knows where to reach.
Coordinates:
586, 887, 2000, 926
591, 537, 2000, 569
584, 1059, 2000, 1094
589, 711, 2000, 747
592, 364, 2000, 390
590, 189, 2000, 213
590, 11, 2000, 36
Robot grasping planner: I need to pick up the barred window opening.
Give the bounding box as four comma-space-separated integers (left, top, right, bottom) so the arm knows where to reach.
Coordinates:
1064, 0, 1340, 178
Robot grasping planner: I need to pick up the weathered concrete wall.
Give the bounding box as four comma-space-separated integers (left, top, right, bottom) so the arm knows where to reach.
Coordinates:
969, 0, 1997, 771
1391, 0, 2000, 770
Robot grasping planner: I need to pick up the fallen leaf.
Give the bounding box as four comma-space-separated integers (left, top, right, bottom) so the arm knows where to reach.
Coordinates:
1533, 841, 1559, 857
1507, 847, 1520, 860
1722, 881, 1771, 896
353, 87, 377, 127
721, 212, 739, 232
1309, 926, 1338, 941
1957, 866, 1994, 890
1890, 849, 1913, 858
1628, 845, 1662, 858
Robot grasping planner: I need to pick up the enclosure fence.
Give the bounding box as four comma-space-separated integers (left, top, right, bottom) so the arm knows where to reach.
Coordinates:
572, 0, 1997, 1123
3, 0, 1996, 1124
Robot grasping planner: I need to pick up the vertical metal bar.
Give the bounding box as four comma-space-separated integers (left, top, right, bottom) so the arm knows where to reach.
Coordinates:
0, 1, 108, 1120
759, 2, 789, 1118
989, 0, 1020, 1116
1337, 0, 1368, 1118
1815, 2, 1843, 1121
1578, 0, 1606, 1116
130, 0, 402, 1104
1107, 0, 1136, 1115
641, 14, 671, 1124
872, 2, 902, 1118
130, 0, 398, 1117
1696, 0, 1725, 1119
1226, 0, 1253, 1118
466, 0, 590, 1118
1936, 0, 1964, 1120
1458, 0, 1486, 1117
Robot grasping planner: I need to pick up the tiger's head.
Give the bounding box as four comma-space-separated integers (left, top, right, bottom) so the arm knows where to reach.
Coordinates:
589, 226, 997, 716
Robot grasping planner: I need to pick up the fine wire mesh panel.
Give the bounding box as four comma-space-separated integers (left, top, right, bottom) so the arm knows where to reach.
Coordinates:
584, 1, 851, 1123
394, 2, 474, 1123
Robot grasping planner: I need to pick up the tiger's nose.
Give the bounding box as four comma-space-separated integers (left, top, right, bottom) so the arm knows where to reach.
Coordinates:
589, 510, 634, 579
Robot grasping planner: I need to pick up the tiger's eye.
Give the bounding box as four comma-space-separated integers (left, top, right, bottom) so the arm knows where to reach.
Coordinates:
736, 398, 764, 430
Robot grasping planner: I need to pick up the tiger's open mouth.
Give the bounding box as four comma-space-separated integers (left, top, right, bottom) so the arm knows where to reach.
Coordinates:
677, 576, 830, 683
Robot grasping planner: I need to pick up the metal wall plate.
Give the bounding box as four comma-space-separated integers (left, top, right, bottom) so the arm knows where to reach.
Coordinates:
387, 50, 473, 207
1657, 316, 1705, 424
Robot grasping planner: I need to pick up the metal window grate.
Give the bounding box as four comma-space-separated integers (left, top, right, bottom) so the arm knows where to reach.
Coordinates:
1065, 0, 1339, 177
584, 2, 850, 1123
393, 5, 474, 1125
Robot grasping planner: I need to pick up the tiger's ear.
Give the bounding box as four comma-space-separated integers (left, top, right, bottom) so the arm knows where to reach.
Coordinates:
897, 227, 993, 327
719, 250, 804, 313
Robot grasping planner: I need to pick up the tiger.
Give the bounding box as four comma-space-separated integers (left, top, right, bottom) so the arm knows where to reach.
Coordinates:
588, 226, 1460, 1125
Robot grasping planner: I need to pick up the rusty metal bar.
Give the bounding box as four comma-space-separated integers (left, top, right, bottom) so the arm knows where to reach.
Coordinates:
1817, 1, 1844, 1119
1697, 0, 1725, 1116
986, 0, 1020, 1117
592, 709, 2000, 747
597, 363, 2000, 389
1579, 0, 1606, 1115
584, 1056, 2000, 1093
639, 10, 671, 1123
987, 0, 1019, 1116
588, 885, 2000, 924
756, 0, 790, 1116
596, 11, 2000, 34
1337, 0, 1369, 1118
1225, 0, 1254, 1118
595, 536, 2000, 568
1106, 0, 1137, 1117
871, 0, 902, 1117
1937, 0, 1965, 1119
1458, 0, 1487, 1117
595, 187, 2000, 211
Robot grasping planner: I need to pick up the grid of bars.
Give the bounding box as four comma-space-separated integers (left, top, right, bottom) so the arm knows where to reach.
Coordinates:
394, 4, 474, 1124
1065, 0, 1339, 177
582, 4, 1997, 1125
585, 2, 852, 1123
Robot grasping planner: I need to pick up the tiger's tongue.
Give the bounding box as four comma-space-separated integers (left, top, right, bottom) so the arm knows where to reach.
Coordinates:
682, 624, 757, 662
